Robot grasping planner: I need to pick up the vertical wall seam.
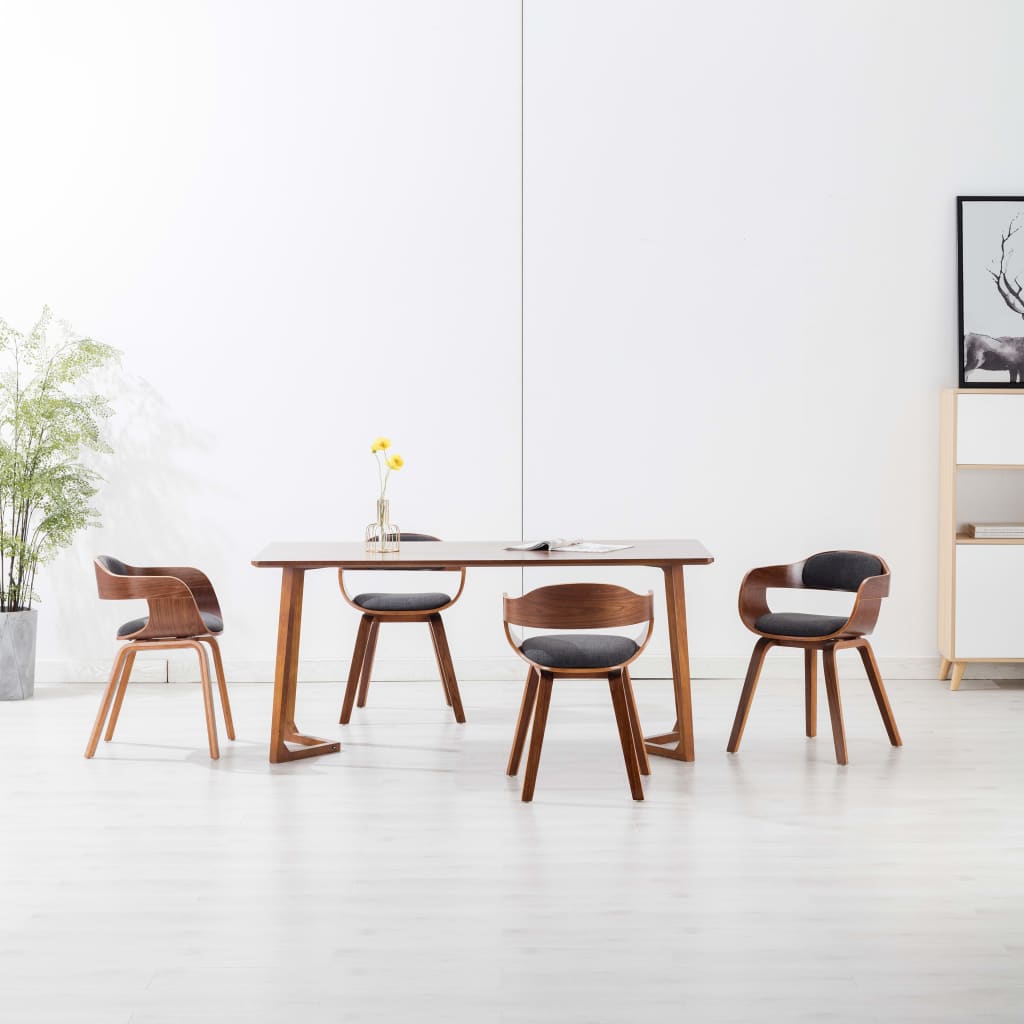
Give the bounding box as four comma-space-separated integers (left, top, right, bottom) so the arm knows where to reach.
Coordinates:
520, 0, 525, 594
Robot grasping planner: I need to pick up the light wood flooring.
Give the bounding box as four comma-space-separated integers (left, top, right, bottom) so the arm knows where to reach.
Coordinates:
0, 672, 1022, 1023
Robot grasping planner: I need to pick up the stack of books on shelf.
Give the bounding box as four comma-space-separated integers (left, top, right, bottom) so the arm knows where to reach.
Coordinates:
966, 522, 1024, 539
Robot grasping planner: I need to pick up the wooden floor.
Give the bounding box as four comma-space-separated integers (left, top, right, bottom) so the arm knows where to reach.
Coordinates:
1, 673, 1022, 1023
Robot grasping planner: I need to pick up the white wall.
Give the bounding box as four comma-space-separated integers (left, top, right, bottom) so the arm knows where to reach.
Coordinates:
0, 0, 523, 681
0, 1, 1021, 683
524, 0, 1024, 676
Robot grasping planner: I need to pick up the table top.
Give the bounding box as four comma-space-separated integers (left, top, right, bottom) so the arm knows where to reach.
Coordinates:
252, 539, 713, 570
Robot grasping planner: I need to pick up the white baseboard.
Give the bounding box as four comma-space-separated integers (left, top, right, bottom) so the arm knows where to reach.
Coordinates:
34, 654, 1024, 684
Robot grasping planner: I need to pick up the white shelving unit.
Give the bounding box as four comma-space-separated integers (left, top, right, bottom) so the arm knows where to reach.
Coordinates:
939, 388, 1024, 688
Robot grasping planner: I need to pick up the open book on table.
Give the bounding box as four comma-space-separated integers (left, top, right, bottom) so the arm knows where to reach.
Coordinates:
505, 539, 633, 553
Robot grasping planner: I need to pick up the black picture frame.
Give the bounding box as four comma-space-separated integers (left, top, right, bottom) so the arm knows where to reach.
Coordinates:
958, 195, 1024, 388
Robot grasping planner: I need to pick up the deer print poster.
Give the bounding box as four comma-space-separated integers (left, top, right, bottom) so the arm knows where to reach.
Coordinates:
958, 196, 1024, 387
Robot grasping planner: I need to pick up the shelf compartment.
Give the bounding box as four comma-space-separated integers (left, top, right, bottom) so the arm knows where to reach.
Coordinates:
954, 543, 1024, 657
957, 395, 1024, 464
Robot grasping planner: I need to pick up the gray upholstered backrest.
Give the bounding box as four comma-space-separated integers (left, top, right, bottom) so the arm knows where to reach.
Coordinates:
97, 555, 130, 576
802, 551, 883, 592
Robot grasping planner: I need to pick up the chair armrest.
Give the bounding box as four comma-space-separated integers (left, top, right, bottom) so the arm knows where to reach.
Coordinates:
95, 567, 194, 603
448, 568, 467, 605
94, 564, 213, 639
841, 573, 890, 636
629, 600, 657, 663
738, 561, 806, 630
133, 566, 222, 619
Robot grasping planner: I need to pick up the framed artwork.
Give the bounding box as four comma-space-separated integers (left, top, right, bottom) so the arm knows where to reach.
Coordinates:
958, 195, 1024, 388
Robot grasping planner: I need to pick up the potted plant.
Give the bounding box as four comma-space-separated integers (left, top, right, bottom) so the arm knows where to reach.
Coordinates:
0, 307, 118, 699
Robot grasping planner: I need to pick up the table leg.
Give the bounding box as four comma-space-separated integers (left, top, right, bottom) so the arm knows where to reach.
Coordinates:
269, 567, 341, 763
644, 564, 695, 762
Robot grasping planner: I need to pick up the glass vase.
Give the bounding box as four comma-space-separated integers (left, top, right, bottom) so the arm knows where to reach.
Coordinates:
365, 497, 400, 553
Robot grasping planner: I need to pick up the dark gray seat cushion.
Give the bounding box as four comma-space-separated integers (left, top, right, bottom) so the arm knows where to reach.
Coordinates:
755, 612, 848, 638
354, 592, 451, 612
519, 633, 639, 669
802, 551, 883, 592
118, 611, 223, 638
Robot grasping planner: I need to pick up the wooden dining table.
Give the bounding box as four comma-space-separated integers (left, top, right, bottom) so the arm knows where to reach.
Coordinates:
251, 540, 713, 764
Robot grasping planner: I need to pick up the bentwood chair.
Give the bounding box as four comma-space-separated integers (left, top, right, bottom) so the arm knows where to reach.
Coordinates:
86, 556, 235, 760
338, 533, 467, 723
727, 550, 901, 765
503, 583, 654, 802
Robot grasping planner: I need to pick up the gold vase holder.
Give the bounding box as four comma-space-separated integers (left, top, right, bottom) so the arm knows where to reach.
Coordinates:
365, 498, 400, 553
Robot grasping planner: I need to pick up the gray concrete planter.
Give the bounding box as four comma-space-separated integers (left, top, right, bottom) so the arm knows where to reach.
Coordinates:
0, 609, 38, 700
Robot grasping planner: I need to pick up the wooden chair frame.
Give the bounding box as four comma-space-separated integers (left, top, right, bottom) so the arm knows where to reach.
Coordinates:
503, 583, 655, 802
86, 559, 235, 760
727, 552, 901, 765
337, 547, 468, 724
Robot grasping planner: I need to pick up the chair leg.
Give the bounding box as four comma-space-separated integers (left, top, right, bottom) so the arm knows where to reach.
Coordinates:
622, 668, 651, 776
194, 642, 220, 760
104, 648, 138, 741
856, 640, 902, 747
804, 648, 817, 738
340, 615, 373, 724
821, 645, 848, 765
428, 614, 466, 723
356, 618, 381, 708
204, 637, 235, 741
727, 637, 774, 753
507, 667, 539, 776
521, 671, 553, 802
609, 671, 644, 800
85, 647, 130, 758
428, 616, 453, 707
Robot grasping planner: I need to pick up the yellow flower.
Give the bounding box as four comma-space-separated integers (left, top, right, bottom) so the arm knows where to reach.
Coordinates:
386, 454, 404, 470
371, 436, 391, 453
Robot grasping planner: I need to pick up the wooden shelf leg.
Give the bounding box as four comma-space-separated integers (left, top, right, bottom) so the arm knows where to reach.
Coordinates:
950, 662, 966, 691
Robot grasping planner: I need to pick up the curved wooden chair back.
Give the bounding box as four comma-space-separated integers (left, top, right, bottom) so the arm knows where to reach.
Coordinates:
93, 556, 220, 640
337, 533, 468, 724
87, 557, 234, 761
504, 583, 654, 633
729, 550, 900, 765
338, 533, 466, 615
739, 550, 890, 640
503, 583, 654, 800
